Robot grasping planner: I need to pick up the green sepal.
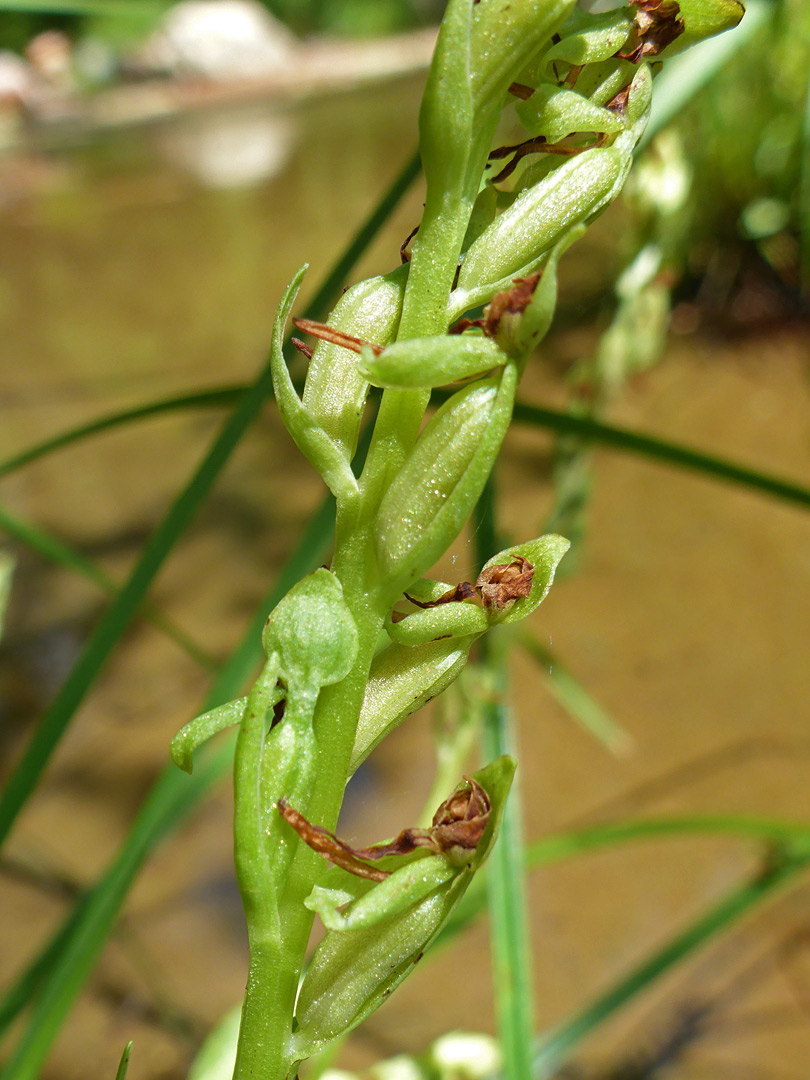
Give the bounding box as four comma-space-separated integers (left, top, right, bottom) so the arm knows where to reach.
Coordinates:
291, 758, 515, 1058
350, 636, 477, 775
375, 364, 517, 588
270, 266, 359, 501
385, 602, 489, 647
359, 335, 507, 390
538, 6, 633, 71
170, 696, 250, 774
657, 0, 745, 57
515, 84, 626, 143
262, 568, 358, 695
484, 534, 570, 626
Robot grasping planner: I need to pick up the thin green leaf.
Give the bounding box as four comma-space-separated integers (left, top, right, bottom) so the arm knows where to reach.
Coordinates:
532, 852, 810, 1075
0, 143, 419, 858
0, 504, 217, 671
0, 150, 415, 1069
473, 475, 535, 1080
10, 379, 809, 516
508, 399, 810, 511
436, 813, 810, 955
114, 1042, 133, 1080
0, 387, 243, 480
640, 0, 775, 149
519, 632, 632, 755
800, 66, 810, 293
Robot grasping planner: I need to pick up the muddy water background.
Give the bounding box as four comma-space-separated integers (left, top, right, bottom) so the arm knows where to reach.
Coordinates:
1, 71, 810, 1079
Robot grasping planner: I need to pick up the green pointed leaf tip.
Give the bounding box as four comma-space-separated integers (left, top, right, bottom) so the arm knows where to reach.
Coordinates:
114, 1042, 133, 1080
659, 0, 745, 55
270, 266, 357, 500
484, 534, 570, 626
291, 758, 514, 1057
375, 365, 517, 586
262, 569, 358, 691
359, 335, 507, 390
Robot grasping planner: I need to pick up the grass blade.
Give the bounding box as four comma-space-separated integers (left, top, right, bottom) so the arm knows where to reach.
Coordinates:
0, 388, 244, 480
0, 149, 415, 1067
10, 382, 808, 516
518, 632, 632, 756
0, 379, 276, 853
509, 399, 810, 511
800, 66, 810, 293
473, 475, 536, 1080
0, 504, 217, 670
114, 1042, 133, 1080
532, 851, 810, 1075
0, 148, 419, 857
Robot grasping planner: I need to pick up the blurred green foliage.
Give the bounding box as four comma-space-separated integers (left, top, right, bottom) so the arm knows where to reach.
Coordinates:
675, 0, 807, 296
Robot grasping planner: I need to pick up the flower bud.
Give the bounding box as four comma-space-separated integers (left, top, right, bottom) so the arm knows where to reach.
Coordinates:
374, 364, 517, 587
262, 569, 358, 694
456, 147, 624, 296
302, 266, 406, 457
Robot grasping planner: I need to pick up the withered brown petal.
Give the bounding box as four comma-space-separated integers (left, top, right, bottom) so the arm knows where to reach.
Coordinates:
404, 581, 477, 609
621, 0, 685, 62
483, 274, 542, 338
475, 556, 534, 611
278, 777, 492, 882
278, 798, 390, 882
291, 317, 384, 357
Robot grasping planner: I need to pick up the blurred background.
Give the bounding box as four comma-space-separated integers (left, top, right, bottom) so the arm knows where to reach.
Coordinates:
1, 1, 809, 1078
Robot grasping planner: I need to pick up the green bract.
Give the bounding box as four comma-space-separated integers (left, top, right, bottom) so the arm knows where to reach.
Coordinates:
350, 637, 478, 774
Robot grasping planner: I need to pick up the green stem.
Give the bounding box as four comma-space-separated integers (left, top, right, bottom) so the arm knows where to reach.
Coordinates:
474, 476, 536, 1080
